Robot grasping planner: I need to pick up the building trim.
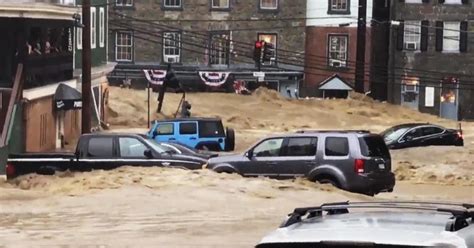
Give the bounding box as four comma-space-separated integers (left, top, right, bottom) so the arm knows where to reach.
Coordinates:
23, 79, 77, 101
0, 3, 79, 20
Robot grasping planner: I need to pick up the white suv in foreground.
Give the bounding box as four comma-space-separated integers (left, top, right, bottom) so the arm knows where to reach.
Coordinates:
256, 201, 474, 248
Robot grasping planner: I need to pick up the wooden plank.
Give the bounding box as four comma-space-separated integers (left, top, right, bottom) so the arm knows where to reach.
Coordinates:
0, 64, 24, 147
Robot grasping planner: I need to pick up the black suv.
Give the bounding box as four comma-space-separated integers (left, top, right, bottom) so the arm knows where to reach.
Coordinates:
206, 130, 395, 195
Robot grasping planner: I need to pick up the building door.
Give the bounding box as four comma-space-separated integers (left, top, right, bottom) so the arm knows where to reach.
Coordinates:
401, 77, 419, 109
55, 111, 65, 149
279, 81, 297, 99
440, 77, 459, 120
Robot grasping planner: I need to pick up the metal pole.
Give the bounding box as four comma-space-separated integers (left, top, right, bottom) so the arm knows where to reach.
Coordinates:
147, 82, 150, 128
355, 0, 367, 94
81, 0, 92, 134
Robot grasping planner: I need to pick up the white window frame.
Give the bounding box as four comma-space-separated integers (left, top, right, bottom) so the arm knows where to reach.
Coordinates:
328, 34, 348, 67
115, 31, 133, 62
163, 32, 181, 63
210, 33, 230, 66
330, 0, 349, 11
260, 0, 278, 10
405, 0, 423, 3
99, 8, 105, 48
91, 7, 96, 49
116, 0, 133, 7
212, 0, 230, 8
77, 15, 82, 50
164, 0, 182, 8
443, 22, 460, 53
444, 0, 462, 4
404, 21, 421, 51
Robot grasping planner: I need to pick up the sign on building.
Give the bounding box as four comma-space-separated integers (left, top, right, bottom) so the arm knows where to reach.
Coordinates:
425, 87, 434, 107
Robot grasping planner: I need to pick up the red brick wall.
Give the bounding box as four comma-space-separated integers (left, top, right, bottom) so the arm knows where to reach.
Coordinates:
304, 26, 372, 96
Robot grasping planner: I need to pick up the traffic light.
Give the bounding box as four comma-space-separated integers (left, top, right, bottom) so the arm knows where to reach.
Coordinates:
180, 100, 191, 118
253, 40, 263, 64
262, 42, 275, 63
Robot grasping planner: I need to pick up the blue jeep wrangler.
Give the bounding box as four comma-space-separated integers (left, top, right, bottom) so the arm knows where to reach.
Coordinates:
147, 118, 235, 152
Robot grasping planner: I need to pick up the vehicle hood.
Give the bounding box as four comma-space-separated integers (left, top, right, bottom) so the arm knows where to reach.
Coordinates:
208, 153, 245, 164
168, 154, 207, 164
258, 212, 469, 247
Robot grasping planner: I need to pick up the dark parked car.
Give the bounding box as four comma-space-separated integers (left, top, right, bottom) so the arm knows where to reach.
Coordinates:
5, 133, 208, 179
382, 123, 464, 149
205, 130, 395, 195
256, 201, 474, 248
157, 141, 219, 159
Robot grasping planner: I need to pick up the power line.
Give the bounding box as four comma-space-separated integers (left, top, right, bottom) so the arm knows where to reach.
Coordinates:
110, 22, 474, 90
111, 14, 474, 83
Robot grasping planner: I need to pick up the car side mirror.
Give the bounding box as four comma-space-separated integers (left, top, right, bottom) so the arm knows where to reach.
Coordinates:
152, 130, 158, 138
246, 150, 253, 159
144, 149, 153, 159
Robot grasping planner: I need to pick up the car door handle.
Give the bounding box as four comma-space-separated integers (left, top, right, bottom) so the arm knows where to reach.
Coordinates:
190, 137, 197, 140
169, 138, 176, 141
267, 162, 278, 165
305, 161, 317, 165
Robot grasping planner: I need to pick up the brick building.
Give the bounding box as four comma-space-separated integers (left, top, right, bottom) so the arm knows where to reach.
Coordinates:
303, 0, 373, 97
108, 0, 305, 97
388, 0, 474, 120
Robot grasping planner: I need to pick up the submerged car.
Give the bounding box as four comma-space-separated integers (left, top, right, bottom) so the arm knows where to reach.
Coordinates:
206, 130, 395, 196
256, 201, 474, 248
381, 123, 464, 149
157, 141, 219, 159
147, 117, 235, 152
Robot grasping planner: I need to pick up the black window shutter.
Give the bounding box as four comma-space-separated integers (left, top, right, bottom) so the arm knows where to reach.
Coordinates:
461, 0, 469, 4
397, 21, 405, 51
421, 20, 429, 51
439, 0, 445, 3
460, 21, 468, 53
422, 0, 430, 3
435, 21, 444, 52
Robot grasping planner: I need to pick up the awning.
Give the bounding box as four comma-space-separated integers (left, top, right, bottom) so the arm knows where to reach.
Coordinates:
54, 83, 82, 111
319, 74, 354, 91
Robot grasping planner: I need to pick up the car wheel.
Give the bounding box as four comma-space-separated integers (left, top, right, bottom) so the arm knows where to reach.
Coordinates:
315, 176, 340, 188
225, 127, 235, 151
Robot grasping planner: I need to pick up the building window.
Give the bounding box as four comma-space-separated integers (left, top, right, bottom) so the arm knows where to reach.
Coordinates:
115, 31, 133, 62
163, 32, 181, 63
76, 16, 82, 50
260, 0, 278, 9
164, 0, 182, 8
116, 0, 133, 6
404, 21, 421, 51
328, 35, 348, 67
99, 8, 105, 48
212, 0, 229, 9
258, 33, 277, 65
443, 22, 460, 52
210, 33, 230, 66
402, 76, 419, 92
91, 7, 96, 49
328, 0, 350, 14
444, 0, 462, 4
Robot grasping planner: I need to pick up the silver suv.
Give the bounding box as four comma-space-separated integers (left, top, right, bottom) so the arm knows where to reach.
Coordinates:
256, 201, 474, 248
206, 130, 395, 195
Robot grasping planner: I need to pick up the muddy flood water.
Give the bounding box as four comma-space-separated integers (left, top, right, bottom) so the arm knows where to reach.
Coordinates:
0, 168, 472, 247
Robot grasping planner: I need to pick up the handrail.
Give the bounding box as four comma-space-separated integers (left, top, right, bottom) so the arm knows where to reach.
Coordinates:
0, 64, 24, 147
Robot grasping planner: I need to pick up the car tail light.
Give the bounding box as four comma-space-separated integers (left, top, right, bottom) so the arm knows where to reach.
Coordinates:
354, 159, 365, 174
457, 131, 464, 139
6, 163, 15, 178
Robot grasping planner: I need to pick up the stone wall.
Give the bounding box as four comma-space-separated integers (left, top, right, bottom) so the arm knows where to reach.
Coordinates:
109, 0, 306, 67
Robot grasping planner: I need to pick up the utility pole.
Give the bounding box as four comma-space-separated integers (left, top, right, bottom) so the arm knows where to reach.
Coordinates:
355, 0, 367, 93
81, 0, 92, 134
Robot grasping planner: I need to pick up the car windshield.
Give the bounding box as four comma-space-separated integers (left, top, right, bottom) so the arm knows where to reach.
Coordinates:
143, 138, 167, 153
381, 127, 410, 142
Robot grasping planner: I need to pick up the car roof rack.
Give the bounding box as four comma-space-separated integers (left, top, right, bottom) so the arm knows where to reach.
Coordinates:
281, 201, 474, 232
295, 130, 371, 134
